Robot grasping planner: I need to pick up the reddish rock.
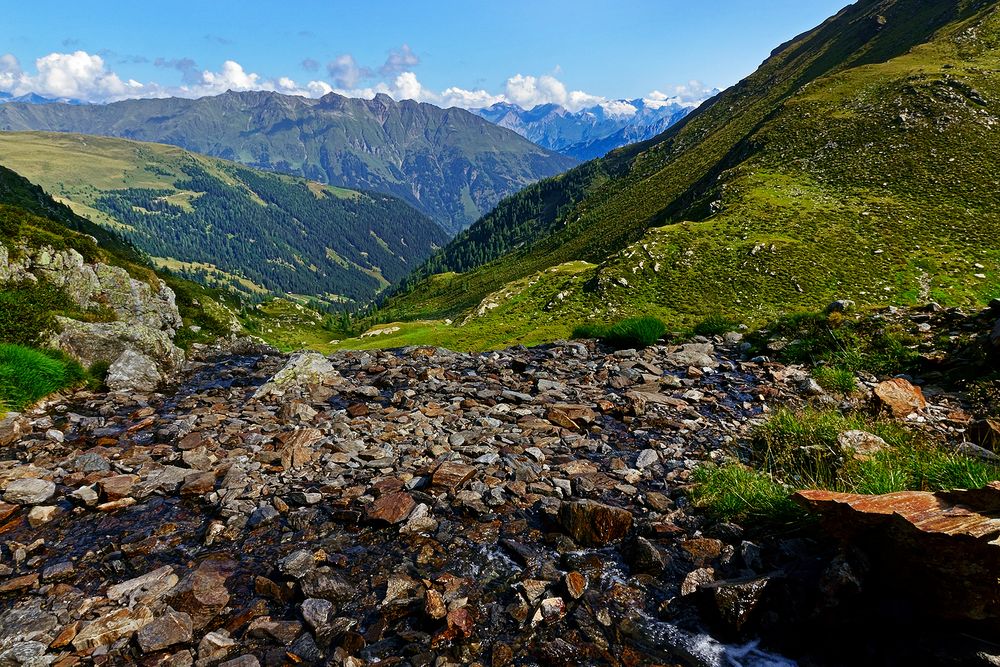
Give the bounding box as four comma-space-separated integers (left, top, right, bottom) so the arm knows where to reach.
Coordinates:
432, 461, 476, 491
278, 428, 323, 469
97, 475, 139, 501
682, 537, 724, 565
425, 589, 447, 619
795, 483, 1000, 630
180, 472, 216, 496
559, 499, 633, 545
346, 402, 369, 417
564, 571, 587, 599
366, 491, 415, 524
873, 378, 927, 417
166, 558, 235, 629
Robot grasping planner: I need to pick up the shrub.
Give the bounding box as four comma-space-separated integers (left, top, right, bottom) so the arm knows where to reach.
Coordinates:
690, 463, 806, 524
0, 344, 85, 411
572, 316, 666, 348
0, 280, 75, 346
693, 313, 739, 337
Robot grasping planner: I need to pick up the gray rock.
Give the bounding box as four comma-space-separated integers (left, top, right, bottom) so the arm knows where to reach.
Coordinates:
635, 449, 659, 469
3, 479, 56, 505
0, 413, 31, 447
106, 349, 163, 392
136, 611, 193, 652
0, 641, 52, 667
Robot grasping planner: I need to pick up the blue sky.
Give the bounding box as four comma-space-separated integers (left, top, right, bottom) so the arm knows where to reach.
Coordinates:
0, 0, 851, 108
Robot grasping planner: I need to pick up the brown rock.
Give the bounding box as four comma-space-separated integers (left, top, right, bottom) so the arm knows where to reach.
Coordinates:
559, 500, 633, 545
366, 491, 415, 525
564, 571, 587, 599
0, 413, 31, 446
873, 378, 927, 417
279, 428, 323, 470
795, 483, 1000, 630
0, 573, 38, 593
73, 605, 154, 650
432, 461, 476, 492
50, 621, 80, 649
425, 589, 447, 619
136, 611, 193, 652
682, 537, 724, 565
166, 558, 234, 629
180, 471, 216, 496
346, 402, 369, 417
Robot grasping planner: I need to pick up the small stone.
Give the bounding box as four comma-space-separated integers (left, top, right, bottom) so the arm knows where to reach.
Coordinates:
197, 631, 236, 665
432, 461, 476, 492
837, 430, 888, 458
301, 598, 333, 630
874, 378, 927, 417
425, 589, 447, 619
681, 567, 716, 596
279, 550, 316, 579
635, 449, 659, 469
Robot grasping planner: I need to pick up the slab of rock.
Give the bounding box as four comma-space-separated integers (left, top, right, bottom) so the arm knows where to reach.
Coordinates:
796, 483, 1000, 630
107, 566, 179, 606
559, 500, 633, 545
72, 605, 154, 650
873, 378, 927, 417
665, 343, 717, 369
3, 478, 56, 505
166, 559, 234, 629
837, 430, 888, 458
432, 462, 476, 492
137, 611, 193, 652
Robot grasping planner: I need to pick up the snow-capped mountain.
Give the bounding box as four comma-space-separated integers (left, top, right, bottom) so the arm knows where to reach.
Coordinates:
0, 92, 86, 105
472, 93, 716, 160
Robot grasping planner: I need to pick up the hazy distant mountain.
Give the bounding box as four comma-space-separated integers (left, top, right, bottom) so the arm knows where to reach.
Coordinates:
472, 97, 701, 160
0, 92, 86, 105
0, 90, 577, 233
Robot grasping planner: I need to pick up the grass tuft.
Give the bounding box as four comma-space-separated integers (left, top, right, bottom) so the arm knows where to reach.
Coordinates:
811, 365, 857, 394
690, 464, 806, 524
692, 313, 740, 337
572, 316, 666, 348
0, 344, 86, 411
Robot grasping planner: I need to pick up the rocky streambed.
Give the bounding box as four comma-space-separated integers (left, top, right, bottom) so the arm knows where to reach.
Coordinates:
0, 326, 996, 666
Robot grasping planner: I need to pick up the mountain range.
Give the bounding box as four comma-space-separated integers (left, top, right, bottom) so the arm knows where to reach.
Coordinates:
0, 91, 577, 233
472, 97, 700, 160
0, 131, 447, 304
377, 0, 1000, 349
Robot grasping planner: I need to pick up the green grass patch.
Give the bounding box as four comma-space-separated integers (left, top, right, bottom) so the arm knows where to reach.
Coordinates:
752, 310, 920, 376
0, 344, 86, 411
811, 365, 857, 394
690, 464, 807, 524
0, 280, 77, 346
572, 316, 667, 349
693, 408, 1000, 525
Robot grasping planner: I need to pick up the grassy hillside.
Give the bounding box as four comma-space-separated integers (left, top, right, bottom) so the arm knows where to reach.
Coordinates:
0, 131, 447, 304
372, 0, 1000, 348
0, 91, 578, 233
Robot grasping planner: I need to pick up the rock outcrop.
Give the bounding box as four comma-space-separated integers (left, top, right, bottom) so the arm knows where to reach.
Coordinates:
0, 240, 184, 389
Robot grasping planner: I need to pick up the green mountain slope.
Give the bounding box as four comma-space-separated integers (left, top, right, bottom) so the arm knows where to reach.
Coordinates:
378, 0, 1000, 346
0, 91, 578, 233
0, 131, 448, 304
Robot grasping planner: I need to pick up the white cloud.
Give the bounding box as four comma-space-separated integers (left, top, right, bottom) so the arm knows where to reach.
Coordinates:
0, 49, 717, 115
645, 81, 718, 108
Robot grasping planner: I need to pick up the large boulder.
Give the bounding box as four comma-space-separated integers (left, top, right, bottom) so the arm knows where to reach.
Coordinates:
106, 349, 164, 392
51, 317, 184, 371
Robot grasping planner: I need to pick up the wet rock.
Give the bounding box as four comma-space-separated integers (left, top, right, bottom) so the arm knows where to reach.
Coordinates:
681, 568, 715, 596
300, 568, 353, 603
559, 500, 633, 545
279, 550, 316, 579
3, 479, 55, 505
564, 571, 587, 599
166, 559, 233, 630
301, 598, 333, 630
106, 348, 163, 392
26, 505, 58, 527
873, 378, 927, 417
218, 657, 260, 667
701, 576, 773, 633
628, 536, 667, 572
137, 611, 193, 652
424, 589, 447, 620
366, 491, 415, 525
107, 565, 179, 606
